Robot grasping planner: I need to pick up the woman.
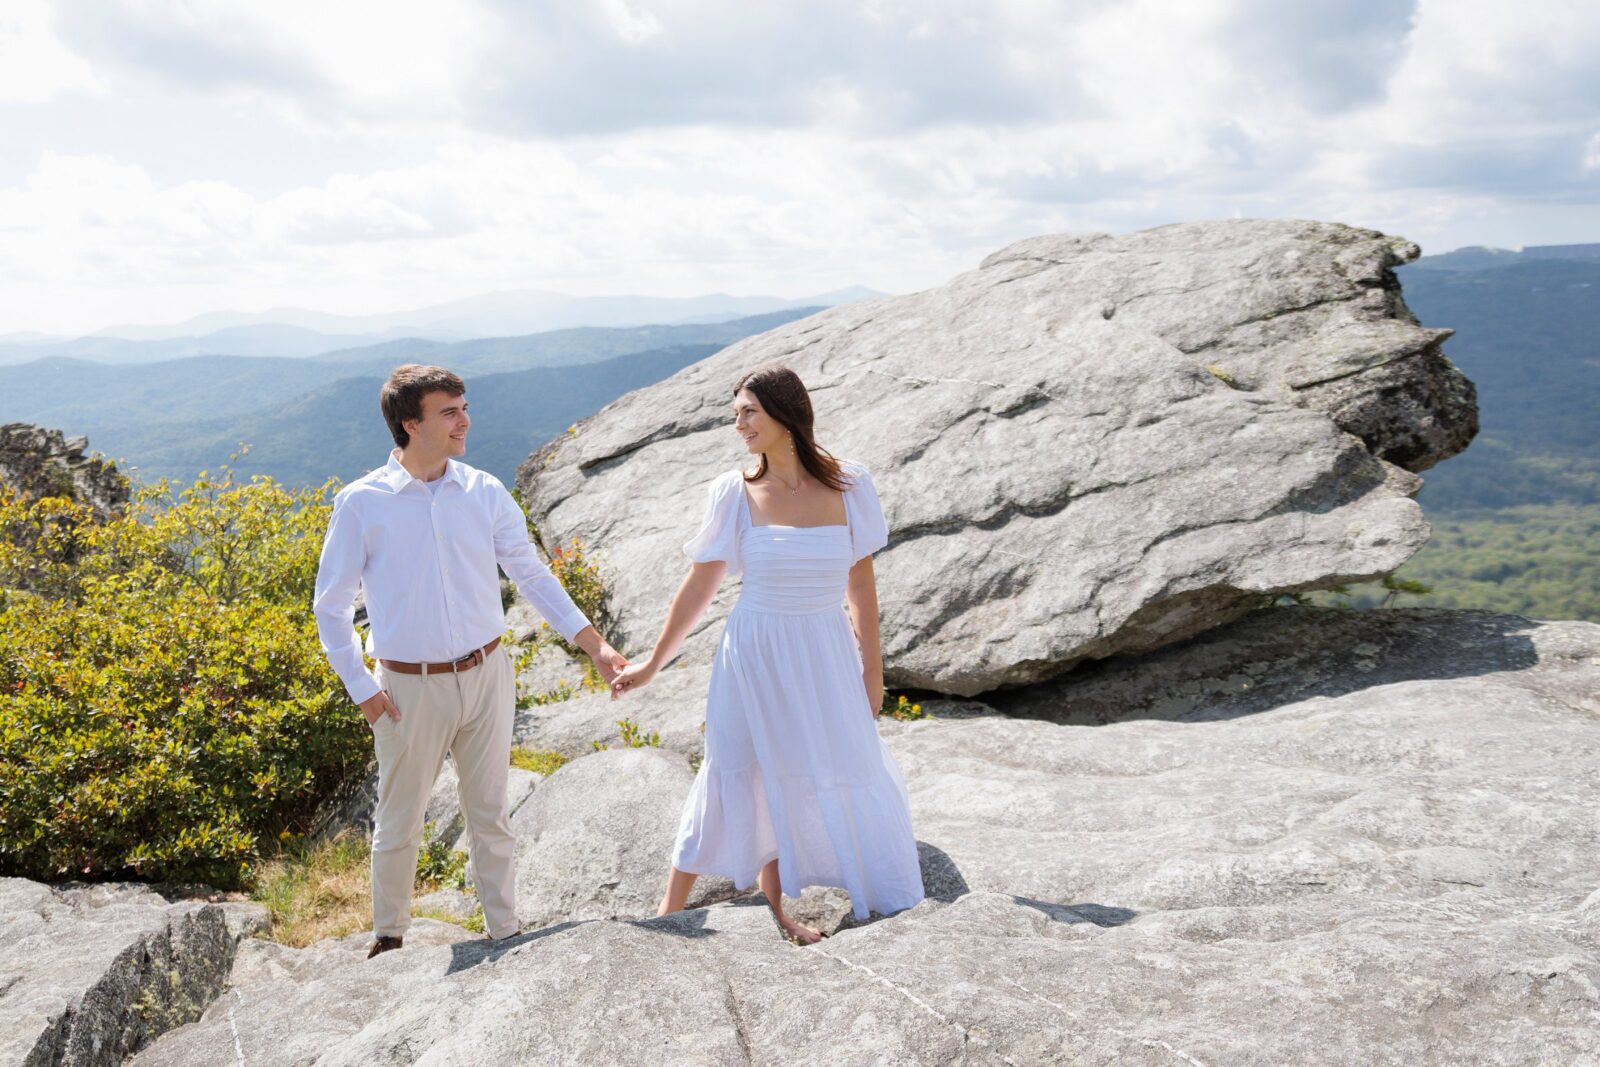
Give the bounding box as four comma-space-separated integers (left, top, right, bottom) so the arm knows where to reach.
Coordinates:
609, 363, 925, 942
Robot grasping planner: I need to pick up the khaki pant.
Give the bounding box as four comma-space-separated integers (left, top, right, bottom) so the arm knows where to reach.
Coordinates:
370, 643, 519, 939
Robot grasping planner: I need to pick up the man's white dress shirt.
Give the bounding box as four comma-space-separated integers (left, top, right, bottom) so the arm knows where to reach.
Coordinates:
313, 449, 591, 705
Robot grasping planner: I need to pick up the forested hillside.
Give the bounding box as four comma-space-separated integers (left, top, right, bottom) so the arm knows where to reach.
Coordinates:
1337, 255, 1600, 619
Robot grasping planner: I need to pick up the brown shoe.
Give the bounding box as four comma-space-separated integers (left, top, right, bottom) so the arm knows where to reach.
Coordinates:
367, 935, 403, 958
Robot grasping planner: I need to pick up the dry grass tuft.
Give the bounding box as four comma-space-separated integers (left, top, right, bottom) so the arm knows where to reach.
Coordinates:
249, 831, 373, 947
509, 746, 570, 776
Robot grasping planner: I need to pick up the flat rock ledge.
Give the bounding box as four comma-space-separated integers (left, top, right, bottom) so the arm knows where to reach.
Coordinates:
517, 219, 1477, 695
127, 608, 1600, 1065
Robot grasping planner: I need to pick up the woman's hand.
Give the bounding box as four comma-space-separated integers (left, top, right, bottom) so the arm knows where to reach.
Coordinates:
864, 671, 884, 718
611, 659, 661, 700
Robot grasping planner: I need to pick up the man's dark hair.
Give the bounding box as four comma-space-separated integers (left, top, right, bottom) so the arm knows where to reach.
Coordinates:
380, 364, 465, 448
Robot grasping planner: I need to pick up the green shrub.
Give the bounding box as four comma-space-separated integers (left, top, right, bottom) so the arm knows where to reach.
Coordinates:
545, 537, 609, 652
592, 717, 661, 751
414, 823, 468, 891
0, 469, 368, 888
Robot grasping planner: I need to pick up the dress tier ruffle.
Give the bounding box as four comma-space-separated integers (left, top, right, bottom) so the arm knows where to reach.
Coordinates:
670, 462, 925, 920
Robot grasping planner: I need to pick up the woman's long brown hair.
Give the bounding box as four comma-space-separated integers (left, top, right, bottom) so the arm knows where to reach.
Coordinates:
734, 363, 846, 492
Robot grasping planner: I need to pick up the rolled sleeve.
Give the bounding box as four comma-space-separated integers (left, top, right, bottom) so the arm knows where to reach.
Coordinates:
491, 483, 591, 644
313, 494, 382, 705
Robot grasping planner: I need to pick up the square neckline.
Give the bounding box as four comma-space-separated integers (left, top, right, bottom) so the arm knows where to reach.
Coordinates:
739, 479, 848, 531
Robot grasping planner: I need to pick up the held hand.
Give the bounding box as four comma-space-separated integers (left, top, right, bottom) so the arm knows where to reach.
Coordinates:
865, 674, 884, 719
610, 660, 659, 700
593, 641, 630, 687
359, 690, 401, 727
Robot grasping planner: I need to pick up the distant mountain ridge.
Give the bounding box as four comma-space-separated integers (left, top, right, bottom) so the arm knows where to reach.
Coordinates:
0, 308, 827, 488
0, 287, 882, 367
1409, 242, 1600, 271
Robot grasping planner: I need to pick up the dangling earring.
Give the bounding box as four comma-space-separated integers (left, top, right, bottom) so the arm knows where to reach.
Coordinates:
788, 434, 797, 456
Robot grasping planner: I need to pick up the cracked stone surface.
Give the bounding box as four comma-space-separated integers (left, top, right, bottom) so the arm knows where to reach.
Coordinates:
131, 608, 1599, 1065
516, 219, 1476, 694
0, 879, 266, 1067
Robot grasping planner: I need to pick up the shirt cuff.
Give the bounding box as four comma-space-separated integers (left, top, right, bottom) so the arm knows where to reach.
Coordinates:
342, 671, 382, 706
550, 607, 593, 646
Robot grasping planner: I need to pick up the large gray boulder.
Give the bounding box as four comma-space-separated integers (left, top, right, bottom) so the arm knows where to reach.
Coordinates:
0, 879, 266, 1067
511, 748, 738, 930
517, 220, 1476, 694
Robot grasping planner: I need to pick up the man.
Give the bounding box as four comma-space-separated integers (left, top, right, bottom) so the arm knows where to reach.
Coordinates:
313, 364, 626, 958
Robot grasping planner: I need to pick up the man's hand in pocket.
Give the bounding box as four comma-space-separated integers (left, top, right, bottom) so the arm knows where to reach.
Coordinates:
359, 690, 401, 727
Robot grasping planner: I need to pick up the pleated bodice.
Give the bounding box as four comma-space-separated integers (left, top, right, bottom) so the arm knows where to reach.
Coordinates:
733, 525, 853, 615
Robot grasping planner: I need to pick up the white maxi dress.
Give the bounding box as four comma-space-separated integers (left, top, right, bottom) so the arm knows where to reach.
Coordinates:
670, 460, 926, 920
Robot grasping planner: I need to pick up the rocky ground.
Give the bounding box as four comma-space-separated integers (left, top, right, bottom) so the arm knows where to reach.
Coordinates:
7, 607, 1596, 1065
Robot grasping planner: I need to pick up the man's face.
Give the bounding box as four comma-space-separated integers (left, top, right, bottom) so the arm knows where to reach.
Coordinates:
405, 389, 470, 457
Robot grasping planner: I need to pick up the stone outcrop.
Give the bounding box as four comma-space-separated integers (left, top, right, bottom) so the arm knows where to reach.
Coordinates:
0, 424, 128, 515
0, 879, 266, 1067
128, 608, 1599, 1065
516, 220, 1477, 695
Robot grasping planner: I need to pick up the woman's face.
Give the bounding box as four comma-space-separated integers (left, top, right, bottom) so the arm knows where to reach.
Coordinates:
732, 388, 786, 455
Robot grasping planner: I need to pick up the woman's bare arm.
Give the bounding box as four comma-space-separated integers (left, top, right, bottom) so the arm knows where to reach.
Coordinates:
845, 555, 884, 716
610, 560, 726, 696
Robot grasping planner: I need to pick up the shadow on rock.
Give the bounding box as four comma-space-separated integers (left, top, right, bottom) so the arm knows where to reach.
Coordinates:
446, 920, 587, 975
985, 606, 1542, 726
1013, 897, 1137, 927
637, 905, 722, 940
918, 841, 970, 903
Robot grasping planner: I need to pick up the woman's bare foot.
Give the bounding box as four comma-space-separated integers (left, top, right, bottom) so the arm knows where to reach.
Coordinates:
779, 918, 823, 945
658, 866, 700, 916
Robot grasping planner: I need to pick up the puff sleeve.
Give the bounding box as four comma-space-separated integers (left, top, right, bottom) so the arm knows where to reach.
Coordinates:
841, 460, 889, 563
682, 470, 746, 577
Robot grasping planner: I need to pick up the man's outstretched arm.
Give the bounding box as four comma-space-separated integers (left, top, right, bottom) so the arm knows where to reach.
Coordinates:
491, 484, 628, 684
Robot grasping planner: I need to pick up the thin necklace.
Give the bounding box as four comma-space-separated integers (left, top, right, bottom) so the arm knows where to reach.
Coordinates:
770, 468, 804, 494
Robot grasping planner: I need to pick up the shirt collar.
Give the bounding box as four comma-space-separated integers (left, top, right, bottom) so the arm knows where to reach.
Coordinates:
377, 449, 466, 493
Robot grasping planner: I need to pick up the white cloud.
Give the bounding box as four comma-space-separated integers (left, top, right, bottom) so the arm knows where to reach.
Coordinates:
57, 0, 495, 122
0, 0, 1596, 333
0, 0, 104, 102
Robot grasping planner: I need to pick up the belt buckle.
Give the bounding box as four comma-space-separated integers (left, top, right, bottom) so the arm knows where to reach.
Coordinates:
451, 646, 481, 674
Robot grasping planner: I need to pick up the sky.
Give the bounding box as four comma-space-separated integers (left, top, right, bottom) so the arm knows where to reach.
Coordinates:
1, 0, 1596, 337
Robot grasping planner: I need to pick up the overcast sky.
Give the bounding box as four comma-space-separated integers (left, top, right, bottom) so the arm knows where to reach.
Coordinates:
2, 0, 1596, 336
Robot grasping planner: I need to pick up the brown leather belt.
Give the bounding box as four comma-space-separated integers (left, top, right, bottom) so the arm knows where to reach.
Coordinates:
380, 636, 501, 676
